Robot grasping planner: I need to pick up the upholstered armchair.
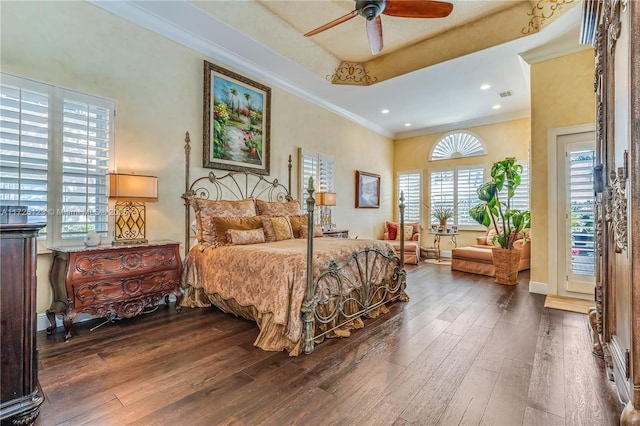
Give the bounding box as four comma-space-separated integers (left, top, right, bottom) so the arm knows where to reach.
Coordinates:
451, 227, 531, 276
382, 221, 421, 264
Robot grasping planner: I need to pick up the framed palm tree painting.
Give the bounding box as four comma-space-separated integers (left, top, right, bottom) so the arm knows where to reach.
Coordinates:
203, 60, 271, 174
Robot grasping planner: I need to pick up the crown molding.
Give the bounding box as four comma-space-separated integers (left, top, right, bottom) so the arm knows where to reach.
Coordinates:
394, 109, 531, 139
519, 18, 592, 64
88, 0, 393, 138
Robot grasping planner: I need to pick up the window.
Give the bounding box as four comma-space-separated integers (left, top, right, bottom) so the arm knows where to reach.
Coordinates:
398, 171, 421, 222
299, 148, 334, 201
429, 166, 485, 227
430, 131, 487, 161
0, 73, 115, 246
503, 161, 529, 212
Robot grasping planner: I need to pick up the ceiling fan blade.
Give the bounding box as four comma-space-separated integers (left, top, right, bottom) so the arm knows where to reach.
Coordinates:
383, 0, 453, 18
366, 16, 383, 55
304, 10, 359, 37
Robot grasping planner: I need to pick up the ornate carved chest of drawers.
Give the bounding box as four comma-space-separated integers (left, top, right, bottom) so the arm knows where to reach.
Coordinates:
46, 241, 183, 340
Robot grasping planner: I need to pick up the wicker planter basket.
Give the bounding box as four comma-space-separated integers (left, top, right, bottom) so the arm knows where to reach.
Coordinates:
491, 247, 521, 285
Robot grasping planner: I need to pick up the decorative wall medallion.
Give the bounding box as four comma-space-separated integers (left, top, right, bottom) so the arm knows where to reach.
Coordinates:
327, 61, 377, 86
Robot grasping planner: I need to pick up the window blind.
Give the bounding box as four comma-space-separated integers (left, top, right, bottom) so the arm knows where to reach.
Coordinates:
0, 73, 114, 245
429, 169, 455, 224
61, 97, 111, 238
299, 148, 334, 201
456, 166, 484, 225
398, 171, 421, 222
0, 83, 49, 234
429, 166, 484, 226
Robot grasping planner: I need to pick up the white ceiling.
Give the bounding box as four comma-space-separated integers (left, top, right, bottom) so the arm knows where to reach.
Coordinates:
91, 0, 589, 139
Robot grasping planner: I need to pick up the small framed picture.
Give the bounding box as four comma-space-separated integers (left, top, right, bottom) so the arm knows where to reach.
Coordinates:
431, 224, 438, 232
437, 225, 444, 233
451, 225, 458, 233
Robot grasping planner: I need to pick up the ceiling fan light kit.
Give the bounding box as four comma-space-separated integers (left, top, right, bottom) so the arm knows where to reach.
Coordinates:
304, 0, 453, 55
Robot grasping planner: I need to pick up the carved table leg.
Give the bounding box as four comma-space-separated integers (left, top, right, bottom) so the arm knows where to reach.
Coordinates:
589, 307, 604, 358
62, 315, 75, 341
45, 309, 57, 334
174, 292, 183, 312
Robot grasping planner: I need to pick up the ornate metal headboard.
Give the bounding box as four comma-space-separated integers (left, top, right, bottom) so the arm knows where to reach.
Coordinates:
181, 131, 293, 256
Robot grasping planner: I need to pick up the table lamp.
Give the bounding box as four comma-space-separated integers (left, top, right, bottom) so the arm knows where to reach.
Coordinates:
315, 192, 336, 231
108, 173, 158, 245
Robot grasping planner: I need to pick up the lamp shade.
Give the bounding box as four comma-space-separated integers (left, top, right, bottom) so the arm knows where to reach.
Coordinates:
315, 192, 337, 206
109, 173, 158, 199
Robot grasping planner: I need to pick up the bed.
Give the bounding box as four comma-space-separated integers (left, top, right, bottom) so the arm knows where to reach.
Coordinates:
179, 133, 408, 355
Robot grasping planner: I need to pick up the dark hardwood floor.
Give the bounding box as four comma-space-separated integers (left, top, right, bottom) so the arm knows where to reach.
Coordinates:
35, 263, 622, 425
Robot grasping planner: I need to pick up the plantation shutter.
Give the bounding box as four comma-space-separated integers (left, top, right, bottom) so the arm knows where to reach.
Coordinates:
0, 82, 49, 235
299, 149, 334, 200
510, 162, 530, 212
457, 166, 484, 225
0, 73, 114, 245
318, 153, 334, 192
60, 93, 111, 239
398, 171, 421, 222
429, 169, 455, 224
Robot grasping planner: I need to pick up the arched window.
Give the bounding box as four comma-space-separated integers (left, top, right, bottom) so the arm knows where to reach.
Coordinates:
430, 131, 487, 161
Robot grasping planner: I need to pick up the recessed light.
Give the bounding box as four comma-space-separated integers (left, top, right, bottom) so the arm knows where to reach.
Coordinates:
492, 104, 501, 109
480, 84, 491, 90
381, 109, 390, 114
404, 123, 411, 127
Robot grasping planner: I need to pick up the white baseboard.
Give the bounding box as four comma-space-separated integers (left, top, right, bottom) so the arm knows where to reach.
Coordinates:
529, 280, 548, 295
37, 313, 52, 331
37, 312, 96, 332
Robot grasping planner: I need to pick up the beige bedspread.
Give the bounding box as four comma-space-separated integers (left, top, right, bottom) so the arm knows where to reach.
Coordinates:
181, 238, 398, 355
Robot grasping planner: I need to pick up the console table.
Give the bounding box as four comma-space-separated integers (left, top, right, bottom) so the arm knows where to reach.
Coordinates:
429, 231, 458, 261
46, 241, 183, 340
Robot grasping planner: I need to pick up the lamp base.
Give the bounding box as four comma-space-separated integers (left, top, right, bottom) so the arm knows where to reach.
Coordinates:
112, 238, 148, 246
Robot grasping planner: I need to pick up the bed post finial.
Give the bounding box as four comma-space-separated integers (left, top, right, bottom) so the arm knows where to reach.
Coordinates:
288, 154, 292, 195
302, 176, 316, 354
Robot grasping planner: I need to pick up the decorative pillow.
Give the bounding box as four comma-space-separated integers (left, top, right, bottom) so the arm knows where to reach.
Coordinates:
486, 228, 503, 246
299, 224, 324, 239
189, 197, 257, 244
396, 224, 414, 241
288, 214, 308, 239
386, 221, 419, 240
211, 216, 264, 244
261, 216, 294, 242
254, 199, 300, 216
386, 222, 398, 240
226, 228, 265, 245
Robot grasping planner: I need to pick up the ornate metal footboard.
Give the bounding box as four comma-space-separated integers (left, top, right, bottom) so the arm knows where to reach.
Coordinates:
301, 178, 407, 354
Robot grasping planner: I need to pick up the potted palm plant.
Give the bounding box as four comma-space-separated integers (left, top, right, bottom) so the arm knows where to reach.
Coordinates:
468, 157, 531, 285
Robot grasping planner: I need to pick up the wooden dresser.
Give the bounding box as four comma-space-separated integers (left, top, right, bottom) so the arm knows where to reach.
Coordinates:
0, 223, 45, 425
46, 241, 183, 340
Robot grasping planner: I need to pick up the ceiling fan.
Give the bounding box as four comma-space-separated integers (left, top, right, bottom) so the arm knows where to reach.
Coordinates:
304, 0, 454, 55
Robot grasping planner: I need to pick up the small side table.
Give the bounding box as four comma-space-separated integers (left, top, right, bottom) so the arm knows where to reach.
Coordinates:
429, 231, 458, 261
322, 229, 349, 238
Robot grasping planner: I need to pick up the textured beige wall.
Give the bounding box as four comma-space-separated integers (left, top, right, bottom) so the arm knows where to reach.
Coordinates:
394, 118, 530, 249
530, 49, 595, 288
1, 1, 393, 314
